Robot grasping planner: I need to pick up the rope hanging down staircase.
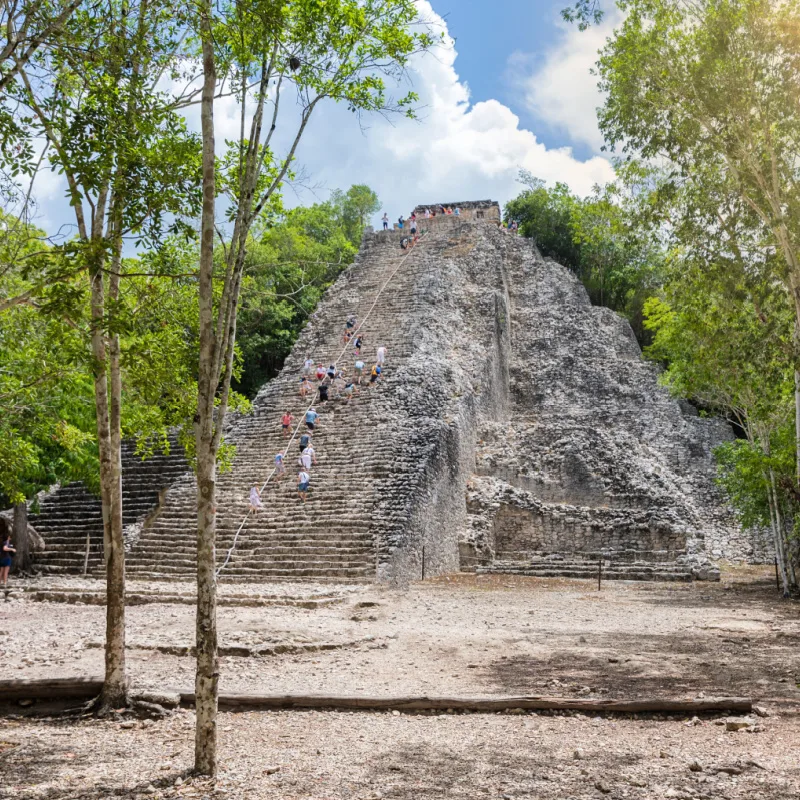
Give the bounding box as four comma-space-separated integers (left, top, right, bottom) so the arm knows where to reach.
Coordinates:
216, 232, 429, 577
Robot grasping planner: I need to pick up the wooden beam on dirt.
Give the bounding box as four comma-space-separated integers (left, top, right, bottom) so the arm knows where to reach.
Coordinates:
180, 693, 753, 715
0, 680, 752, 716
0, 677, 103, 701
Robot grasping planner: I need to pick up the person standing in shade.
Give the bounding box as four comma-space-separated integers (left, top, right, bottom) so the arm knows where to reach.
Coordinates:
305, 407, 320, 430
297, 469, 311, 502
0, 535, 14, 589
381, 213, 389, 230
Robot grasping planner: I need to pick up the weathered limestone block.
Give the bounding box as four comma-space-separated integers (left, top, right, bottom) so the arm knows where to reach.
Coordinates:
457, 226, 771, 579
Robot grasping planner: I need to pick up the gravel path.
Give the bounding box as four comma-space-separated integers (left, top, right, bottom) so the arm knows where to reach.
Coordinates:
2, 571, 798, 703
1, 708, 798, 799
0, 568, 798, 798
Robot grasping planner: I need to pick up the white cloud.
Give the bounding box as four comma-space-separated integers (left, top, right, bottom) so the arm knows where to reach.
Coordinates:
513, 12, 620, 154
281, 1, 615, 224
29, 0, 616, 235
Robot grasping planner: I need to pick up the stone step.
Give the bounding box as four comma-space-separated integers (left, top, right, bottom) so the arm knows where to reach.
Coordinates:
475, 559, 713, 583
31, 226, 498, 580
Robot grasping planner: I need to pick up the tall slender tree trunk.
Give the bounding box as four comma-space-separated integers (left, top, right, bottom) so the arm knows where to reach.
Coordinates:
12, 502, 30, 574
99, 0, 152, 711
102, 214, 127, 708
194, 0, 219, 776
90, 242, 128, 708
768, 468, 790, 598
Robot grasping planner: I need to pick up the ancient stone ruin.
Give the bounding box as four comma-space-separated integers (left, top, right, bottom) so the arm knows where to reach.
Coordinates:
31, 202, 769, 581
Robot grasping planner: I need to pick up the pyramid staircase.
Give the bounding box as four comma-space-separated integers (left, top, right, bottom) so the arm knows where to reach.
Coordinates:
126, 227, 451, 582
31, 437, 189, 575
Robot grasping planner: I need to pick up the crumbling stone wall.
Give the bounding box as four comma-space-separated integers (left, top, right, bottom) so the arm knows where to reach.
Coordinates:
451, 234, 771, 576
370, 222, 512, 581
371, 208, 768, 578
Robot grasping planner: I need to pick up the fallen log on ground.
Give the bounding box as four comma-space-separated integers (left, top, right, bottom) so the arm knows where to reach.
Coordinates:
181, 693, 753, 715
0, 680, 752, 715
0, 677, 103, 701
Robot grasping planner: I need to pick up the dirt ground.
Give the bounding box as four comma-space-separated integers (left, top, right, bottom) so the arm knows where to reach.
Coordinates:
0, 567, 798, 799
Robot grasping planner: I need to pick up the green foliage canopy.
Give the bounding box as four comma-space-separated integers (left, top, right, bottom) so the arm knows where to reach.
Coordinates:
235, 186, 377, 397
504, 172, 663, 334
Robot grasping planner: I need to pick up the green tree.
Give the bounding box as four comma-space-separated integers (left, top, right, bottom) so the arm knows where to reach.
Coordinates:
10, 0, 201, 708
505, 177, 582, 268
0, 1, 81, 95
193, 0, 433, 773
0, 212, 97, 570
643, 250, 798, 592
334, 184, 381, 244
597, 0, 800, 483
0, 219, 203, 575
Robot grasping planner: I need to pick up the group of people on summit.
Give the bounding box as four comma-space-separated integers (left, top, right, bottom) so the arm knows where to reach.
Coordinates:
381, 204, 461, 232
381, 205, 462, 250
380, 205, 518, 247
248, 313, 388, 511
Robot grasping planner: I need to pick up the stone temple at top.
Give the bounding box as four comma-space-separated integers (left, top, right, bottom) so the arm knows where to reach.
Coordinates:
28, 200, 768, 582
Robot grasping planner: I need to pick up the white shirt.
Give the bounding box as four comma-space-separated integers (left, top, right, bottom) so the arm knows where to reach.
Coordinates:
377, 347, 386, 360
303, 446, 315, 459
304, 359, 314, 370
298, 471, 310, 483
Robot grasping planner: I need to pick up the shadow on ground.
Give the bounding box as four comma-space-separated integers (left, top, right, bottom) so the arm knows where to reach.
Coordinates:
483, 625, 799, 708
363, 739, 798, 799
0, 735, 185, 799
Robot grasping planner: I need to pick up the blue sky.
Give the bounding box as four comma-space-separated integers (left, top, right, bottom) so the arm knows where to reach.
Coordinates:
30, 0, 618, 236
433, 0, 583, 149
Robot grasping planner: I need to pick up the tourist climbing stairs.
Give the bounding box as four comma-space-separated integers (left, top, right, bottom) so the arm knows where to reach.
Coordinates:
127, 227, 447, 581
